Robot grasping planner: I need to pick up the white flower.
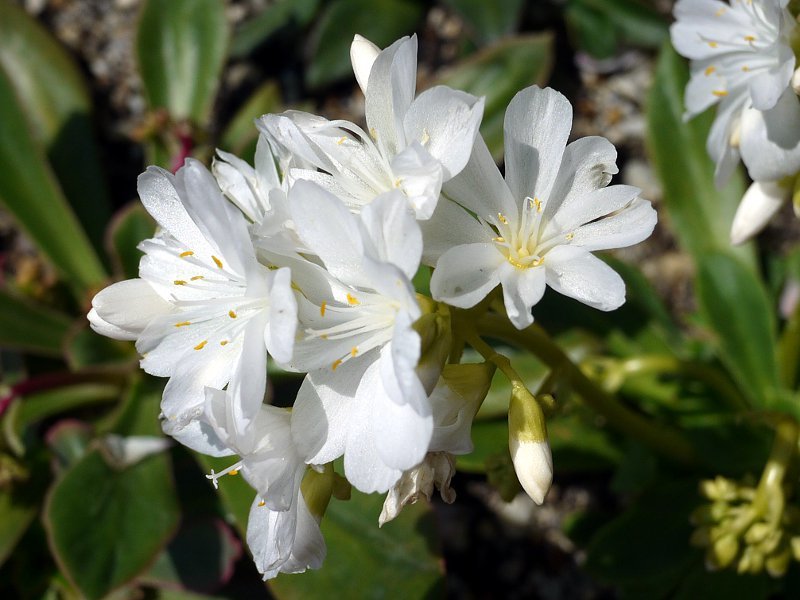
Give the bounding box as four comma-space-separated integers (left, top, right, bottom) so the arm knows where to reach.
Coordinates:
261, 35, 484, 220
88, 159, 298, 444
379, 363, 494, 525
286, 180, 434, 494
247, 489, 326, 580
670, 0, 800, 185
427, 86, 657, 330
197, 387, 326, 580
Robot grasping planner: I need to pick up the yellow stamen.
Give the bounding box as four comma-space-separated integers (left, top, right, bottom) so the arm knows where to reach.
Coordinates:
744, 35, 755, 42
704, 66, 716, 76
336, 136, 347, 145
212, 255, 223, 269
532, 257, 545, 267
493, 236, 505, 243
174, 280, 187, 286
179, 250, 194, 258
712, 90, 728, 97
258, 500, 266, 507
420, 128, 430, 145
320, 334, 329, 340
229, 469, 239, 476
228, 310, 237, 319
497, 213, 509, 225
332, 358, 343, 371
174, 321, 191, 328
320, 301, 327, 317
533, 197, 542, 212
220, 340, 229, 346
351, 347, 358, 357
708, 41, 718, 48
742, 65, 750, 72
715, 7, 726, 16
369, 127, 377, 140
191, 275, 204, 281
346, 293, 360, 305
565, 232, 575, 241
194, 340, 208, 350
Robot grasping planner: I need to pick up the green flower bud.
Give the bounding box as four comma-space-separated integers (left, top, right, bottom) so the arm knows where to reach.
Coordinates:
710, 533, 739, 570
300, 465, 335, 519
766, 545, 792, 578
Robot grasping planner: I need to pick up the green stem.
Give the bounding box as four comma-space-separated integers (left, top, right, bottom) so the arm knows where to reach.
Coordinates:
616, 356, 749, 411
778, 296, 800, 390
477, 314, 698, 466
753, 418, 799, 520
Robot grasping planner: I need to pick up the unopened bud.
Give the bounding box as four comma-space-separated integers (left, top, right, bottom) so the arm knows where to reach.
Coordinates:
737, 545, 764, 575
508, 382, 552, 505
710, 533, 739, 570
300, 465, 335, 520
766, 545, 792, 577
792, 66, 800, 96
413, 309, 452, 395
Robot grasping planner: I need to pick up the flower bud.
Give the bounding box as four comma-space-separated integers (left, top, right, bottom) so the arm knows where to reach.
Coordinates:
300, 466, 335, 520
766, 544, 791, 577
709, 533, 739, 570
508, 382, 552, 505
413, 308, 452, 395
792, 66, 800, 96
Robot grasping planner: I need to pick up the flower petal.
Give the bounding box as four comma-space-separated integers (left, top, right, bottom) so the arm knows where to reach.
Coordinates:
365, 35, 417, 156
419, 197, 488, 265
88, 278, 172, 341
443, 134, 517, 219
739, 89, 800, 182
544, 136, 619, 223
430, 243, 505, 308
568, 197, 657, 251
544, 246, 625, 311
500, 263, 546, 330
351, 34, 381, 94
402, 85, 485, 180
504, 86, 572, 204
359, 191, 422, 280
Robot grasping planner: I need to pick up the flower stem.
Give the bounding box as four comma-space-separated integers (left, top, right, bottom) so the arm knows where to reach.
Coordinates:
477, 314, 698, 466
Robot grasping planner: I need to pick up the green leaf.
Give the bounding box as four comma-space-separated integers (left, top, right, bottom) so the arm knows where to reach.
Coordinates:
64, 325, 136, 371
44, 450, 180, 600
137, 0, 230, 124
435, 34, 555, 160
0, 67, 106, 295
0, 288, 72, 356
231, 0, 320, 58
441, 0, 524, 44
585, 479, 701, 597
0, 485, 38, 567
141, 518, 242, 593
219, 81, 282, 159
270, 489, 443, 598
306, 0, 424, 90
0, 2, 111, 250
696, 252, 780, 408
566, 0, 668, 58
3, 383, 120, 457
564, 3, 617, 59
105, 203, 156, 280
646, 43, 754, 268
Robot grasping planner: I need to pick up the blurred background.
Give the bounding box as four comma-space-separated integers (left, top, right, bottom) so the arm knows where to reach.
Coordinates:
3, 0, 800, 598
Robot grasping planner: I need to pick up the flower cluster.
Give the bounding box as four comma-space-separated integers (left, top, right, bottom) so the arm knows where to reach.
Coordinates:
671, 0, 800, 243
88, 34, 656, 579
